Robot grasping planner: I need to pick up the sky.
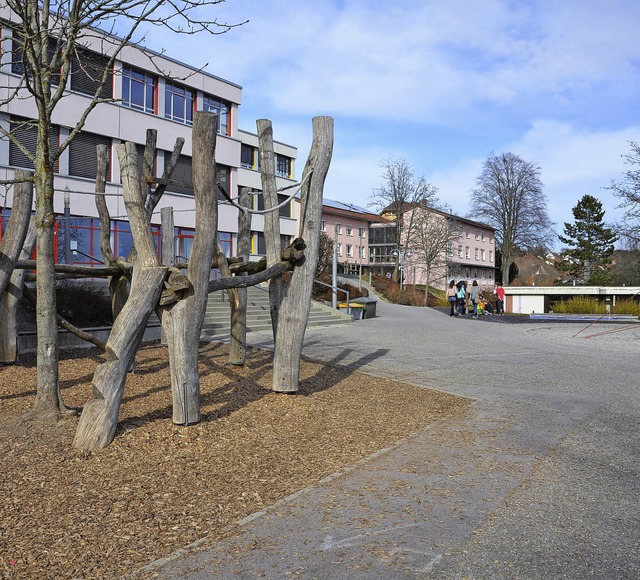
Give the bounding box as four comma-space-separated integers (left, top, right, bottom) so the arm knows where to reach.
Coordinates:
145, 0, 640, 248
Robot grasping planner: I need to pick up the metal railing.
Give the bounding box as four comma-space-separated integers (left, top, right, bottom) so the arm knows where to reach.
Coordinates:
313, 279, 352, 314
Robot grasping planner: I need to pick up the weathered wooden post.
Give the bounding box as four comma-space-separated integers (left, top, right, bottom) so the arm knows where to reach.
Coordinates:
73, 142, 167, 450
228, 186, 251, 365
272, 116, 333, 393
158, 111, 218, 425
257, 119, 285, 339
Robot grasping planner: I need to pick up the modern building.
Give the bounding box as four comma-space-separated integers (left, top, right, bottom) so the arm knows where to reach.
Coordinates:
0, 8, 297, 265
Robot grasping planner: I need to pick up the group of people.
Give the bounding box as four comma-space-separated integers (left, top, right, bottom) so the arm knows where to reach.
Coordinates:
446, 280, 505, 318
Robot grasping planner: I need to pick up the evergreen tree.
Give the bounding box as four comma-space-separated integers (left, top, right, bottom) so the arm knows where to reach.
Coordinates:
557, 195, 618, 283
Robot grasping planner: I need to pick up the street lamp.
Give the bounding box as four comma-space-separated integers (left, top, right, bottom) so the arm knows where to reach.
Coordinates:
391, 247, 414, 291
64, 186, 72, 265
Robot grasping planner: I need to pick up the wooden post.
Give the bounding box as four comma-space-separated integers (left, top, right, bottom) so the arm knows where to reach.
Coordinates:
0, 218, 35, 363
272, 117, 333, 393
228, 187, 251, 365
0, 170, 34, 299
74, 143, 167, 450
158, 112, 218, 425
257, 119, 284, 340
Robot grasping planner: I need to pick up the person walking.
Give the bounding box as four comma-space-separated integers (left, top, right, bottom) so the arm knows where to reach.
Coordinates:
446, 280, 457, 316
495, 283, 505, 315
469, 280, 481, 318
456, 280, 467, 316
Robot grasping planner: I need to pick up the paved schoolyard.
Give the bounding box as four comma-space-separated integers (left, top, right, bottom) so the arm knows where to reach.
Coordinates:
141, 296, 640, 579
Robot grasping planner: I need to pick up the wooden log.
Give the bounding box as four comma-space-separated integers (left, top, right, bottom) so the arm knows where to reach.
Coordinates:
94, 144, 116, 267
73, 266, 167, 449
0, 218, 35, 363
273, 117, 334, 393
158, 112, 218, 425
228, 187, 251, 365
257, 119, 285, 340
14, 260, 125, 277
0, 170, 34, 300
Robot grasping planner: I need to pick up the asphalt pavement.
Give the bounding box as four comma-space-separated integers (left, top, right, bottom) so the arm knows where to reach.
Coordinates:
137, 290, 640, 579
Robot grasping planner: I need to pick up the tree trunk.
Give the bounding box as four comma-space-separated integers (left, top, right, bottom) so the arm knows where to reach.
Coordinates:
28, 149, 64, 422
0, 170, 34, 299
74, 142, 167, 449
228, 187, 251, 365
272, 116, 333, 393
73, 266, 166, 449
257, 119, 284, 340
158, 112, 218, 425
0, 218, 36, 364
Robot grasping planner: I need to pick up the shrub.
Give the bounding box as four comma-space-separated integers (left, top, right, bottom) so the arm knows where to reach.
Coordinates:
551, 295, 640, 316
552, 296, 606, 314
612, 299, 640, 316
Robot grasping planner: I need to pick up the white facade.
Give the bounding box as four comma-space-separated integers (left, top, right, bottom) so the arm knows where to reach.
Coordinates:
0, 8, 297, 262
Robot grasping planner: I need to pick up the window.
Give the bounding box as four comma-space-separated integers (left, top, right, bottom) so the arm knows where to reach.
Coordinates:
447, 242, 453, 256
346, 225, 353, 236
321, 220, 327, 232
337, 243, 342, 256
465, 229, 470, 239
69, 131, 111, 179
359, 227, 366, 238
481, 249, 486, 261
9, 116, 60, 172
277, 193, 291, 218
335, 223, 342, 235
276, 155, 292, 178
489, 250, 493, 263
70, 48, 112, 98
202, 96, 229, 135
346, 244, 353, 257
457, 244, 463, 258
489, 270, 493, 281
475, 230, 480, 240
458, 226, 463, 237
474, 248, 479, 260
358, 245, 365, 259
465, 246, 470, 259
11, 32, 59, 86
122, 66, 156, 113
166, 154, 193, 195
165, 82, 194, 125
218, 231, 233, 257
481, 232, 486, 242
241, 144, 255, 169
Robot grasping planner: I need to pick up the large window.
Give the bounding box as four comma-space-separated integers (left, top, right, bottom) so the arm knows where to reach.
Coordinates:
165, 82, 194, 125
202, 96, 229, 135
69, 131, 111, 179
122, 66, 156, 113
166, 154, 193, 195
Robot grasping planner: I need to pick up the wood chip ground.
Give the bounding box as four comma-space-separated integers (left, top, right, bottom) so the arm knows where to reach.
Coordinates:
0, 342, 471, 579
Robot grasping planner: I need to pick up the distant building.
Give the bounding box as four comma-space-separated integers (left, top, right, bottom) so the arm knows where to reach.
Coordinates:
368, 202, 497, 290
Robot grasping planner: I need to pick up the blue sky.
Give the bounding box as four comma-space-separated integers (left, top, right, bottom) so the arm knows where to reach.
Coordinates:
147, 0, 640, 247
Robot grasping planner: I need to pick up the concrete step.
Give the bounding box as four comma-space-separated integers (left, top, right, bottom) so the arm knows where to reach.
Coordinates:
201, 286, 354, 338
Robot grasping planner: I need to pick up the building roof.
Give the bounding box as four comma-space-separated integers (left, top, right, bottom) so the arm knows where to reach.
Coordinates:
322, 198, 387, 222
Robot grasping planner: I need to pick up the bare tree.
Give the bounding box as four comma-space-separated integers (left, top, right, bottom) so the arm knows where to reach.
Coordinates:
410, 208, 457, 305
0, 1, 243, 422
369, 158, 438, 282
608, 141, 640, 243
470, 152, 554, 285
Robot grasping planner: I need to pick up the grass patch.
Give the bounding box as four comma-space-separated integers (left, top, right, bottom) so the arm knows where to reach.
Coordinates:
552, 295, 640, 316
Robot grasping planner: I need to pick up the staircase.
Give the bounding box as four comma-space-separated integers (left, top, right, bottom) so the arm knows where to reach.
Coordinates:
201, 285, 354, 338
